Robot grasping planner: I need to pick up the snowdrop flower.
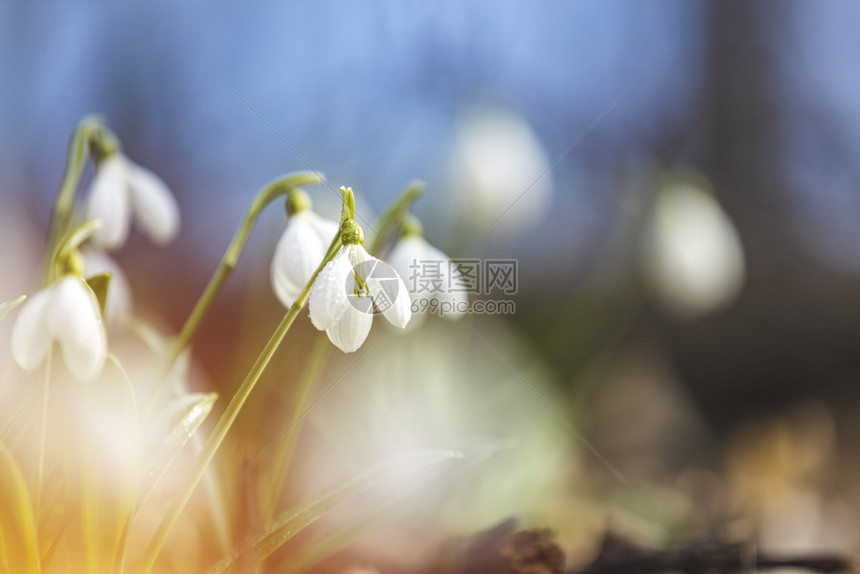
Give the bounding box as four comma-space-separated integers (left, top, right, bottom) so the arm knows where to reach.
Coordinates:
309, 220, 411, 353
11, 274, 107, 381
387, 219, 467, 326
84, 152, 180, 250
447, 106, 552, 239
271, 190, 339, 307
643, 181, 745, 320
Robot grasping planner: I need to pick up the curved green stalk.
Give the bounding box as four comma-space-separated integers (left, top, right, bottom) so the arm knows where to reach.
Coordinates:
137, 230, 342, 574
160, 171, 324, 381
43, 115, 107, 285
258, 180, 425, 523
260, 333, 328, 521
364, 180, 424, 255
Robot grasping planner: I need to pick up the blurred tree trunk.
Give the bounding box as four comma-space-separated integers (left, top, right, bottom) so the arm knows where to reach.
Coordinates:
663, 0, 860, 427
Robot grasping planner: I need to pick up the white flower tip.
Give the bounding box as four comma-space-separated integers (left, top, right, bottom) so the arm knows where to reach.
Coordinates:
11, 276, 107, 382
11, 289, 52, 371
85, 157, 131, 251
325, 305, 372, 353
270, 212, 330, 309
127, 162, 180, 246
309, 249, 351, 331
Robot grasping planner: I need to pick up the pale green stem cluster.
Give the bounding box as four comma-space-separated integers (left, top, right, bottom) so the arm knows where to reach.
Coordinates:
40, 147, 424, 571
256, 181, 425, 529
35, 117, 115, 515
140, 182, 425, 571
159, 172, 324, 382
138, 188, 348, 573
259, 333, 328, 524
44, 115, 117, 284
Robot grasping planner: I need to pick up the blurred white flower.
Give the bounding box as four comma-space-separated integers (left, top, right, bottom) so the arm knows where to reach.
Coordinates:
11, 275, 107, 381
271, 209, 338, 308
309, 244, 411, 353
388, 235, 467, 326
448, 106, 552, 239
643, 182, 745, 320
83, 248, 132, 325
84, 153, 180, 250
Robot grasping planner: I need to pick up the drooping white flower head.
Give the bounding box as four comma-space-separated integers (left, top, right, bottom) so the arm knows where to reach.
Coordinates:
84, 153, 180, 251
388, 232, 467, 327
270, 191, 339, 308
309, 222, 411, 353
83, 248, 132, 325
447, 106, 552, 239
11, 275, 107, 382
642, 181, 745, 320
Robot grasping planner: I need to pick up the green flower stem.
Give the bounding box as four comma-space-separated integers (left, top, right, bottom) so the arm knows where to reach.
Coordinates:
34, 349, 52, 512
138, 231, 342, 574
364, 180, 424, 255
257, 180, 425, 526
159, 172, 324, 384
43, 115, 105, 285
261, 333, 329, 521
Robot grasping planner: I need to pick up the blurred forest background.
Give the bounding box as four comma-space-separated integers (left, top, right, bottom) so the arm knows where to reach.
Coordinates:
3, 0, 860, 570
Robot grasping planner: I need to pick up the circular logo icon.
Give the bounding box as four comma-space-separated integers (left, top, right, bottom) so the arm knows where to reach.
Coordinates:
345, 259, 401, 315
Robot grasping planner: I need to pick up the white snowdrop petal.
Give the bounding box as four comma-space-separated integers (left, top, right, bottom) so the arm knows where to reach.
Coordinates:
271, 213, 327, 308
308, 212, 339, 246
309, 248, 352, 331
645, 184, 745, 320
387, 236, 425, 297
326, 304, 372, 353
422, 242, 467, 319
270, 264, 302, 309
84, 248, 133, 324
380, 272, 412, 329
60, 327, 107, 382
47, 276, 106, 382
10, 287, 53, 371
127, 161, 180, 245
84, 155, 131, 250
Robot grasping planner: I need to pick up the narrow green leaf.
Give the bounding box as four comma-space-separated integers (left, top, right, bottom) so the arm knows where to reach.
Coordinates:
59, 357, 139, 573
0, 294, 25, 321
0, 441, 41, 573
207, 449, 462, 574
136, 392, 218, 513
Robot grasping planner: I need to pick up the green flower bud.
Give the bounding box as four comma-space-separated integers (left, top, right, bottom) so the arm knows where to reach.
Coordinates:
340, 218, 365, 246
285, 188, 312, 217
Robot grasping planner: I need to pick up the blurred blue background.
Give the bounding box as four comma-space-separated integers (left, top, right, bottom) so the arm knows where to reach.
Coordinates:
4, 1, 860, 423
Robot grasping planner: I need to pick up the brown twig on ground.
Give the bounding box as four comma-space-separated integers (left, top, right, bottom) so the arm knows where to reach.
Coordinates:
570, 531, 853, 574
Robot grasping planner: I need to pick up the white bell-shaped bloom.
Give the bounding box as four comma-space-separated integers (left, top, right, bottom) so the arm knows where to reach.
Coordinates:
388, 235, 467, 326
84, 153, 180, 250
309, 244, 411, 353
448, 106, 552, 239
11, 275, 107, 381
271, 210, 338, 308
643, 182, 745, 320
83, 248, 132, 325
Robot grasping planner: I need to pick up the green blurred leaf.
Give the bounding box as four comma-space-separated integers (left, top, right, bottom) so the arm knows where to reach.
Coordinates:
0, 295, 26, 321
59, 357, 139, 572
208, 449, 462, 573
0, 441, 41, 573
84, 272, 111, 316
136, 392, 218, 513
